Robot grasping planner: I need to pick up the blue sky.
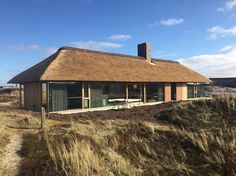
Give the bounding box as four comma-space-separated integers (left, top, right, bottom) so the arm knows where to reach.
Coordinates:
1, 0, 236, 85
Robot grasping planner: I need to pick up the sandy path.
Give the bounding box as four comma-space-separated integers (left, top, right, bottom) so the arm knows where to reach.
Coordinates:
0, 133, 23, 176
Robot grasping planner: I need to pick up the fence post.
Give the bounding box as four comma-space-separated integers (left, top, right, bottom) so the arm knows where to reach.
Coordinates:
41, 107, 46, 129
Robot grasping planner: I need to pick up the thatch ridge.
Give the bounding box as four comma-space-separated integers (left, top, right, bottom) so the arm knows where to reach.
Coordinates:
59, 46, 144, 60
59, 46, 179, 64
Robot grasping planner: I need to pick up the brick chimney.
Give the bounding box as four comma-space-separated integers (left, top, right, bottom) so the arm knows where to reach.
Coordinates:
137, 42, 151, 62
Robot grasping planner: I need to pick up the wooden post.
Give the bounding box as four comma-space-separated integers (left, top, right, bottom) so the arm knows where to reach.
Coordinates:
194, 84, 197, 98
40, 83, 43, 111
41, 107, 46, 129
88, 83, 91, 108
176, 83, 182, 101
82, 83, 84, 109
181, 83, 187, 100
46, 83, 49, 112
164, 83, 171, 102
143, 83, 147, 103
19, 84, 22, 108
126, 84, 129, 101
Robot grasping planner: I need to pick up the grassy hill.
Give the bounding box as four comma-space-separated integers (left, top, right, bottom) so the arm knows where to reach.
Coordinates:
14, 96, 235, 176
0, 93, 236, 176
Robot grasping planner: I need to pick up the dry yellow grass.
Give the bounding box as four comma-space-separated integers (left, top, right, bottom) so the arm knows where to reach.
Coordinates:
0, 113, 8, 157
39, 95, 236, 176
46, 135, 140, 176
1, 95, 236, 176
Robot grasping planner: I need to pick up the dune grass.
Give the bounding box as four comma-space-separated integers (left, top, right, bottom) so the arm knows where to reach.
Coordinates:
18, 95, 236, 176
0, 113, 9, 157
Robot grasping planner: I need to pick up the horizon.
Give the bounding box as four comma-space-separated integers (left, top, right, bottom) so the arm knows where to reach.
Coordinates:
1, 0, 236, 85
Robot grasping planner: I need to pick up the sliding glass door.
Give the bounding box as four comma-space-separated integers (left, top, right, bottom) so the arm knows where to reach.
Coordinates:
90, 83, 126, 108
67, 83, 82, 109
49, 84, 68, 112
187, 83, 206, 98
128, 84, 143, 102
146, 83, 165, 102
49, 83, 82, 111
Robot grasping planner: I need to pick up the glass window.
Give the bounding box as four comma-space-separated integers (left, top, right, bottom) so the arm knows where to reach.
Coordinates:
188, 83, 206, 98
171, 83, 176, 101
49, 83, 83, 111
187, 84, 195, 98
146, 83, 165, 102
91, 83, 126, 108
197, 84, 206, 97
91, 83, 104, 108
128, 84, 143, 101
84, 83, 88, 98
49, 83, 68, 112
104, 83, 126, 99
67, 83, 82, 109
84, 99, 89, 109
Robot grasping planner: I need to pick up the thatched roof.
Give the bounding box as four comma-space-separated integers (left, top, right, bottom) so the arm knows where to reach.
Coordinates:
8, 47, 210, 83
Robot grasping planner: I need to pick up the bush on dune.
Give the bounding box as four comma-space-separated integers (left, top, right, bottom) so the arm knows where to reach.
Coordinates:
156, 95, 236, 130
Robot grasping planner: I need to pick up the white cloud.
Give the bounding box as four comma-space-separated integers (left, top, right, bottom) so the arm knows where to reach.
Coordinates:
178, 46, 236, 78
207, 26, 236, 39
146, 18, 184, 29
217, 7, 224, 12
146, 21, 159, 29
226, 0, 236, 9
9, 40, 123, 53
71, 41, 123, 50
160, 18, 184, 26
220, 45, 234, 52
217, 0, 236, 11
9, 44, 57, 54
108, 34, 132, 41
9, 44, 40, 51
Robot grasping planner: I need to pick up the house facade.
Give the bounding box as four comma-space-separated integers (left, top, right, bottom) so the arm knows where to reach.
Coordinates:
8, 43, 210, 112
